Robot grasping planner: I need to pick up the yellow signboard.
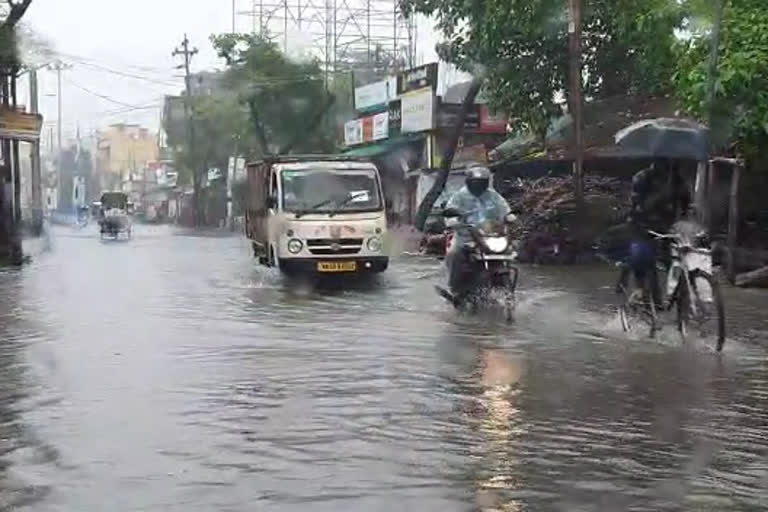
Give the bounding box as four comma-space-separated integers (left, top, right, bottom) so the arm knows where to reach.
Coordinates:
0, 108, 43, 142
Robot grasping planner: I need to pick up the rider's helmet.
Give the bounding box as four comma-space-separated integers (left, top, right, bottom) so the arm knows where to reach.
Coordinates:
465, 165, 491, 197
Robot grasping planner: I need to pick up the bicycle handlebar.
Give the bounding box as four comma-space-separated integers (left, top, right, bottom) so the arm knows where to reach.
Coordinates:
647, 230, 680, 240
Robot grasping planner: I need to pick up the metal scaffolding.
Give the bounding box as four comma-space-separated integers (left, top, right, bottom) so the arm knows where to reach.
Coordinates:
235, 0, 416, 76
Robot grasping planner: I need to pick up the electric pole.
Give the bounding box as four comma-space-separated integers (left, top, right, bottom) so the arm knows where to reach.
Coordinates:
172, 34, 200, 226
706, 0, 725, 139
29, 68, 42, 234
568, 0, 584, 208
49, 60, 72, 210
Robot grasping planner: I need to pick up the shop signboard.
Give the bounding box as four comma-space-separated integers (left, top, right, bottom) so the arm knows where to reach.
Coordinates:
397, 63, 438, 95
0, 108, 43, 141
400, 88, 434, 133
354, 80, 388, 111
371, 111, 389, 140
344, 118, 363, 146
388, 99, 402, 136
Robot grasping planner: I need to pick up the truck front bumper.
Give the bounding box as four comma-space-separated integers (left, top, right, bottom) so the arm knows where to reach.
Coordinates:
279, 256, 389, 274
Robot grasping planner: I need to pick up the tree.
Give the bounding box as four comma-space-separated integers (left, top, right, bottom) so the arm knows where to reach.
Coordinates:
400, 0, 683, 143
674, 0, 768, 158
0, 0, 33, 67
210, 33, 336, 154
162, 33, 340, 225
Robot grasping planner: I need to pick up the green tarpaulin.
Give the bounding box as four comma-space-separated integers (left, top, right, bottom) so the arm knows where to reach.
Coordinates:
342, 133, 423, 157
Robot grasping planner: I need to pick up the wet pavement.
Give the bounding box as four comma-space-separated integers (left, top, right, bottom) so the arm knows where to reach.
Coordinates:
1, 224, 768, 511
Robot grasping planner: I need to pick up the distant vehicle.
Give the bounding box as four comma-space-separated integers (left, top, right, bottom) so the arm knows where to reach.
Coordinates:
76, 205, 90, 227
245, 155, 389, 276
90, 201, 102, 219
98, 192, 133, 240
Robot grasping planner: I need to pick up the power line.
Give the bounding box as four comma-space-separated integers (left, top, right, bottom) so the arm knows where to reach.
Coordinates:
53, 50, 178, 75
45, 102, 164, 128
63, 56, 183, 88
64, 76, 147, 109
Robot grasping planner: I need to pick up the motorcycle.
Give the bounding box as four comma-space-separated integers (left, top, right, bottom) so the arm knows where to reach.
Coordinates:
435, 208, 520, 321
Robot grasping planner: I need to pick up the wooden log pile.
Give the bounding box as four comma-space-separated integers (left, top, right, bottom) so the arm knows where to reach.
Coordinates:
501, 175, 630, 264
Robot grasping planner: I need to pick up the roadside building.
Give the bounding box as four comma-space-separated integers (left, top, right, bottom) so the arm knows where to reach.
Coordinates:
95, 123, 159, 193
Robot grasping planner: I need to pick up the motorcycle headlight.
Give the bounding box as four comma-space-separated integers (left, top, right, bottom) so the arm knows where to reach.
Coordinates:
485, 237, 509, 254
287, 238, 303, 254
367, 236, 382, 252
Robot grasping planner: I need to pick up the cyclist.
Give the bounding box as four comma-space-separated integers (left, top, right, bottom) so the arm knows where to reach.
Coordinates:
616, 158, 692, 306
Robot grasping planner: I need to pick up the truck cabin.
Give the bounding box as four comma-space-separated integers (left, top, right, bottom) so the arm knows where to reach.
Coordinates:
249, 155, 384, 216
100, 192, 128, 212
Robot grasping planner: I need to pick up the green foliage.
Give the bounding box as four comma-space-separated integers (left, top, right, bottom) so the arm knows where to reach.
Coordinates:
674, 0, 768, 158
401, 0, 683, 140
210, 33, 336, 154
166, 33, 340, 188
191, 92, 248, 177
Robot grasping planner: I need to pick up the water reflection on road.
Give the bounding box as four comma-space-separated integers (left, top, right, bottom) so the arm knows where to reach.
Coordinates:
0, 224, 767, 511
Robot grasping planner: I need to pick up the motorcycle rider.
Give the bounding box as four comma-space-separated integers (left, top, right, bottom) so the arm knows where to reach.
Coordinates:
617, 158, 691, 305
444, 165, 511, 298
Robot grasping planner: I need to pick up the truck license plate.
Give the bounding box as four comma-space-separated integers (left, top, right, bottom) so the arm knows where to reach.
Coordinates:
317, 261, 357, 272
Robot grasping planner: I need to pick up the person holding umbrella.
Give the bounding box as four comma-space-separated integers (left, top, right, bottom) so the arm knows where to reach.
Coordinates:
610, 118, 709, 305
615, 157, 692, 304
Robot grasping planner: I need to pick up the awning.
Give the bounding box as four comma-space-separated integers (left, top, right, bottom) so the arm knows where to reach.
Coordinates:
342, 133, 424, 157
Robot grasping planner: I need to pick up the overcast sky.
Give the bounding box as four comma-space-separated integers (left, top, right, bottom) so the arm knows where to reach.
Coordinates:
17, 0, 441, 151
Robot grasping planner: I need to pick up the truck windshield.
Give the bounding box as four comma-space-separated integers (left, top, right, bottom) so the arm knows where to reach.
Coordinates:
281, 168, 382, 214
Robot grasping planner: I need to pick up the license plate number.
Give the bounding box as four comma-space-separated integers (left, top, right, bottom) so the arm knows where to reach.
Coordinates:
317, 261, 357, 272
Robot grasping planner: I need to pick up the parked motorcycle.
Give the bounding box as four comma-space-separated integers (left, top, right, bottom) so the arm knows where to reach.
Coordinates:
435, 208, 520, 321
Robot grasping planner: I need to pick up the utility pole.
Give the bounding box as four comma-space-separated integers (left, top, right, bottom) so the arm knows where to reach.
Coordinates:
10, 70, 21, 227
568, 0, 584, 208
706, 0, 725, 139
29, 68, 42, 234
49, 60, 71, 211
172, 34, 200, 226
227, 135, 239, 231
699, 0, 725, 231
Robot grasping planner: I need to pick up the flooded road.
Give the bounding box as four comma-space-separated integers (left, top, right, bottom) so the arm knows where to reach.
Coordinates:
2, 224, 768, 511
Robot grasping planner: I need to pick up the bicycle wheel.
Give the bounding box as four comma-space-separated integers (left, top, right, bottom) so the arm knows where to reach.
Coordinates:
618, 287, 637, 332
676, 271, 726, 351
642, 278, 659, 338
619, 276, 658, 337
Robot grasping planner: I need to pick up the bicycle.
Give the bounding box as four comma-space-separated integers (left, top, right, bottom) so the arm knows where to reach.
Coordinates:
617, 226, 726, 351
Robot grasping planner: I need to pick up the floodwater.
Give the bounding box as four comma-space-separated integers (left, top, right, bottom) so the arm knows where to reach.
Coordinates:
1, 224, 768, 511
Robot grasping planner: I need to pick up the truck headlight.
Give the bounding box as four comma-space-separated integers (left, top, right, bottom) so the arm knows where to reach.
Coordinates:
367, 236, 382, 252
287, 238, 303, 254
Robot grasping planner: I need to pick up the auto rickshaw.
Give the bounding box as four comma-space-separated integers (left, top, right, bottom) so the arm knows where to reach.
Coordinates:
98, 192, 133, 240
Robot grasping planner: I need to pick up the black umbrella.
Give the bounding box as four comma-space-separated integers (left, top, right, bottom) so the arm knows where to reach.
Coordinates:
615, 118, 711, 161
